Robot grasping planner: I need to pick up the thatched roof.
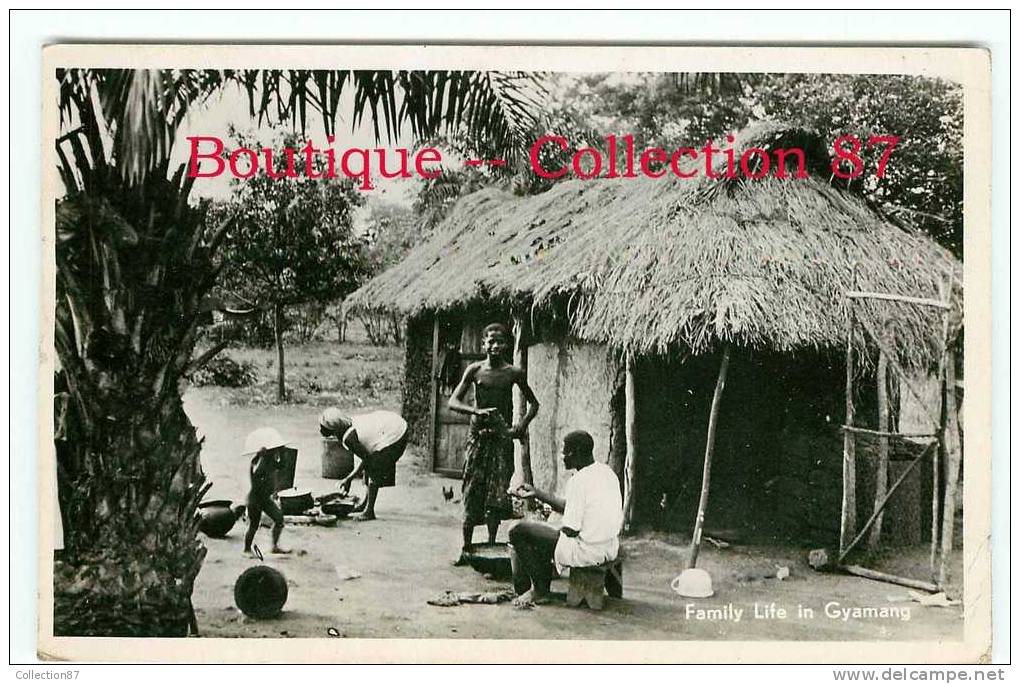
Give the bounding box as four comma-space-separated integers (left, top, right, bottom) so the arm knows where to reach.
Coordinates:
346, 123, 961, 370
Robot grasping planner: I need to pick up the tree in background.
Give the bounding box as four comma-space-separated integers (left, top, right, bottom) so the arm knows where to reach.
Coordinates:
414, 165, 490, 232
755, 74, 963, 257
410, 91, 603, 227
410, 73, 735, 221
214, 130, 367, 400
353, 199, 424, 345
361, 198, 425, 272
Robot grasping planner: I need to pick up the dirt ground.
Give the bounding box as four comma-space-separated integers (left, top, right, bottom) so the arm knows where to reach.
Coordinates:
185, 380, 964, 642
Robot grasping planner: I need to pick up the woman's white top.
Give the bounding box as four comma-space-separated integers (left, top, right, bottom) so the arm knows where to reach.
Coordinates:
343, 410, 408, 454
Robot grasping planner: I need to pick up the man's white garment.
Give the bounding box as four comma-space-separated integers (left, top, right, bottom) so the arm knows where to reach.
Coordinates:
554, 461, 623, 573
343, 410, 407, 453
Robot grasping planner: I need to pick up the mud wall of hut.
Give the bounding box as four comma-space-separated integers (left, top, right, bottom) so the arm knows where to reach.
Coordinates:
526, 340, 623, 496
401, 313, 434, 447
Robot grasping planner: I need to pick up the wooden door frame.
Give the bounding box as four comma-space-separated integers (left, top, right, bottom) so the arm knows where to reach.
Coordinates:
427, 315, 440, 473
429, 314, 482, 478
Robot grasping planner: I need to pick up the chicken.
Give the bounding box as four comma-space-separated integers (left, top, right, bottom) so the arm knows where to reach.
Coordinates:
442, 485, 454, 503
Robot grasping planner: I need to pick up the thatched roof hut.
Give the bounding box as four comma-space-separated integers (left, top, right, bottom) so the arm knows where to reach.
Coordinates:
347, 123, 961, 371
346, 123, 962, 545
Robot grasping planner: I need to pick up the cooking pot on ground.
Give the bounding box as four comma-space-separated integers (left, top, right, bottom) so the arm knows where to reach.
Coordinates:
197, 499, 238, 538
277, 487, 314, 515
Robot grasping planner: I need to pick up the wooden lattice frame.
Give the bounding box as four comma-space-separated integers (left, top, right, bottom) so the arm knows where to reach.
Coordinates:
838, 276, 961, 592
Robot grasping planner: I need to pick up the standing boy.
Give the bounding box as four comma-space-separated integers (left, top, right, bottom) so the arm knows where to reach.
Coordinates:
448, 323, 540, 565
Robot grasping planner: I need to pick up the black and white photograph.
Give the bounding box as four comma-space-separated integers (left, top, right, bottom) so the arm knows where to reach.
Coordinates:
36, 43, 992, 663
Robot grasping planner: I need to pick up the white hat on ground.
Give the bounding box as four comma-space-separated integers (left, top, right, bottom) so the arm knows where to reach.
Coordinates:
671, 567, 715, 598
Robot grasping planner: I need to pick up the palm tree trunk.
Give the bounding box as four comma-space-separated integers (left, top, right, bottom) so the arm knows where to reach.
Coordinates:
274, 302, 287, 401
52, 159, 222, 636
53, 268, 210, 635
53, 392, 207, 636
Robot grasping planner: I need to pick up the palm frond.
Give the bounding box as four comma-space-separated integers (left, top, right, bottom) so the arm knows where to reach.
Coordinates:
91, 69, 225, 182
57, 68, 547, 186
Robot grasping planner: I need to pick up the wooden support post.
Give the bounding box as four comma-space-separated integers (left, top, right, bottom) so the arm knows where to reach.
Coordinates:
930, 425, 942, 579
622, 356, 638, 532
868, 351, 891, 551
840, 325, 857, 553
511, 316, 532, 485
845, 291, 951, 309
687, 344, 731, 570
931, 274, 952, 578
841, 426, 936, 440
937, 350, 962, 588
427, 315, 441, 471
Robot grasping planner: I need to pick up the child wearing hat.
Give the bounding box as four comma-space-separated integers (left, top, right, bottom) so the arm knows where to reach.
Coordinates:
242, 427, 292, 557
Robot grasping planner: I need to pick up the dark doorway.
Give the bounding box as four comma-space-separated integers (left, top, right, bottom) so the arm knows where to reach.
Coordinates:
631, 347, 845, 545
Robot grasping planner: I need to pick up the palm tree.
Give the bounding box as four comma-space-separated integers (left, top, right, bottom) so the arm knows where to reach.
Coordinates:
52, 68, 543, 636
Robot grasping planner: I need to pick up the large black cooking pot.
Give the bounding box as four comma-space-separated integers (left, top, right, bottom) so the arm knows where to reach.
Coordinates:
197, 499, 238, 538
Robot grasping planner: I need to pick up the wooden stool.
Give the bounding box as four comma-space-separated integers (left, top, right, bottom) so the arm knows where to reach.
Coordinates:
565, 558, 624, 610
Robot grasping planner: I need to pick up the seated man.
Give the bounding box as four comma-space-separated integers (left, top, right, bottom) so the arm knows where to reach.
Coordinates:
510, 430, 623, 605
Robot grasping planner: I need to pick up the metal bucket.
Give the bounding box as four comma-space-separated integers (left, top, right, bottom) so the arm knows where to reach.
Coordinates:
321, 437, 355, 479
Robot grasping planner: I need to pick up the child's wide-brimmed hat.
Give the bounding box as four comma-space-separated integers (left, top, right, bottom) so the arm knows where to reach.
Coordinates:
319, 408, 351, 434
243, 427, 288, 456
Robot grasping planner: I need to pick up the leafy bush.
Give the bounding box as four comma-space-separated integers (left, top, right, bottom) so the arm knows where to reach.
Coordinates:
189, 355, 259, 388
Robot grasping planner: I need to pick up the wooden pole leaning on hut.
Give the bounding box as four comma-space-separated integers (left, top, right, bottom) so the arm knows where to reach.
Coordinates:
687, 344, 731, 570
937, 350, 962, 589
868, 350, 891, 552
842, 565, 939, 593
621, 355, 638, 532
840, 314, 857, 554
931, 274, 953, 579
511, 316, 533, 486
427, 316, 441, 469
